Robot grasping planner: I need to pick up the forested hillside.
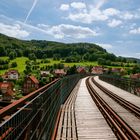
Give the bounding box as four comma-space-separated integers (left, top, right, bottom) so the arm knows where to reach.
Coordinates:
0, 33, 138, 64
0, 33, 112, 60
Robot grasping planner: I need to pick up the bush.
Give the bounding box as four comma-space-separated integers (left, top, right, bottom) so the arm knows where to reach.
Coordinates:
11, 62, 17, 68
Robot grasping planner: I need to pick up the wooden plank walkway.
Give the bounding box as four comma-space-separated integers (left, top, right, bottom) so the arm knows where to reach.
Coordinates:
55, 77, 116, 140
94, 76, 140, 108
75, 78, 116, 140
55, 80, 81, 140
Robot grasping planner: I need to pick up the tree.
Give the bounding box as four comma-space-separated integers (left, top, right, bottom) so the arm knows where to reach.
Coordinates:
131, 65, 140, 74
29, 53, 37, 61
0, 59, 9, 65
0, 47, 6, 56
97, 58, 105, 65
65, 57, 73, 63
39, 77, 48, 86
0, 76, 3, 82
9, 51, 16, 60
83, 53, 89, 61
67, 65, 77, 75
42, 54, 48, 59
24, 64, 32, 74
16, 50, 23, 57
57, 63, 64, 69
11, 62, 17, 68
53, 53, 61, 60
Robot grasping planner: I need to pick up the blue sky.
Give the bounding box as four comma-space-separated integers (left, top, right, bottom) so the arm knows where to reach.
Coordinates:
0, 0, 140, 58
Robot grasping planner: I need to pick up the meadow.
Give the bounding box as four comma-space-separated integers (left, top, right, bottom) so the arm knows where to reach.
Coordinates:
0, 57, 98, 74
0, 56, 135, 75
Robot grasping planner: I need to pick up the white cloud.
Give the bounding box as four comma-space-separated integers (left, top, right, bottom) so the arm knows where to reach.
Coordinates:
68, 13, 91, 24
60, 4, 69, 11
38, 24, 98, 39
108, 19, 122, 27
68, 8, 108, 24
67, 8, 139, 24
129, 27, 140, 34
103, 8, 120, 16
120, 12, 134, 20
60, 1, 140, 26
70, 2, 86, 10
0, 23, 30, 38
96, 43, 113, 49
60, 1, 109, 24
0, 14, 99, 40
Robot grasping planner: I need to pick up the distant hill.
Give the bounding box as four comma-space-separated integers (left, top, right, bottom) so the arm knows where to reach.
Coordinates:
0, 33, 108, 58
0, 33, 138, 64
126, 57, 140, 63
0, 33, 106, 51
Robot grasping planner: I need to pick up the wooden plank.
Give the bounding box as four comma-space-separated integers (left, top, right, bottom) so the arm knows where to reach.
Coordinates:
61, 111, 67, 138
71, 109, 77, 139
67, 108, 71, 138
55, 80, 81, 139
75, 78, 117, 140
55, 108, 65, 139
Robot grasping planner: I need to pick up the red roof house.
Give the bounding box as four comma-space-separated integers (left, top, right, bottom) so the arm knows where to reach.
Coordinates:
130, 73, 140, 79
54, 69, 66, 77
23, 76, 39, 95
111, 68, 121, 73
91, 66, 103, 74
3, 70, 19, 80
40, 71, 50, 77
77, 67, 86, 74
0, 82, 14, 101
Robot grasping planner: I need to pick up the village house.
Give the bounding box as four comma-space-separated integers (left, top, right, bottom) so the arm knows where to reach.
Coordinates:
130, 73, 140, 79
111, 68, 121, 73
77, 67, 86, 74
91, 66, 103, 75
103, 68, 109, 74
3, 70, 19, 80
23, 75, 39, 95
0, 82, 14, 102
40, 71, 50, 77
54, 69, 66, 77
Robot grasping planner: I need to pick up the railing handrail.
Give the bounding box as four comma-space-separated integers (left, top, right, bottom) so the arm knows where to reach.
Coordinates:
0, 79, 59, 120
99, 74, 140, 96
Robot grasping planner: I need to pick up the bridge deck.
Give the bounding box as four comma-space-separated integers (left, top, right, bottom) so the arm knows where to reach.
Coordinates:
91, 77, 140, 135
94, 76, 140, 108
56, 77, 116, 140
75, 78, 116, 140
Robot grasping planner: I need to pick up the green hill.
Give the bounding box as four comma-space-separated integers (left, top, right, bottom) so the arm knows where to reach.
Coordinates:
0, 33, 138, 65
0, 33, 112, 59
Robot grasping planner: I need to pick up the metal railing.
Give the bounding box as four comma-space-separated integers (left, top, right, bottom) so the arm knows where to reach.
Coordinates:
0, 74, 83, 140
99, 75, 140, 96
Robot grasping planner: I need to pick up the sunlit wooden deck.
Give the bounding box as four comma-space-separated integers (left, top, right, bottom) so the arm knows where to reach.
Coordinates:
55, 77, 116, 140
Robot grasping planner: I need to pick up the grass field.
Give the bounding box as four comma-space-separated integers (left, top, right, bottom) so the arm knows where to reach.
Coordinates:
10, 57, 29, 72
38, 59, 61, 67
0, 57, 99, 74
0, 57, 28, 75
39, 59, 98, 67
0, 57, 134, 75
